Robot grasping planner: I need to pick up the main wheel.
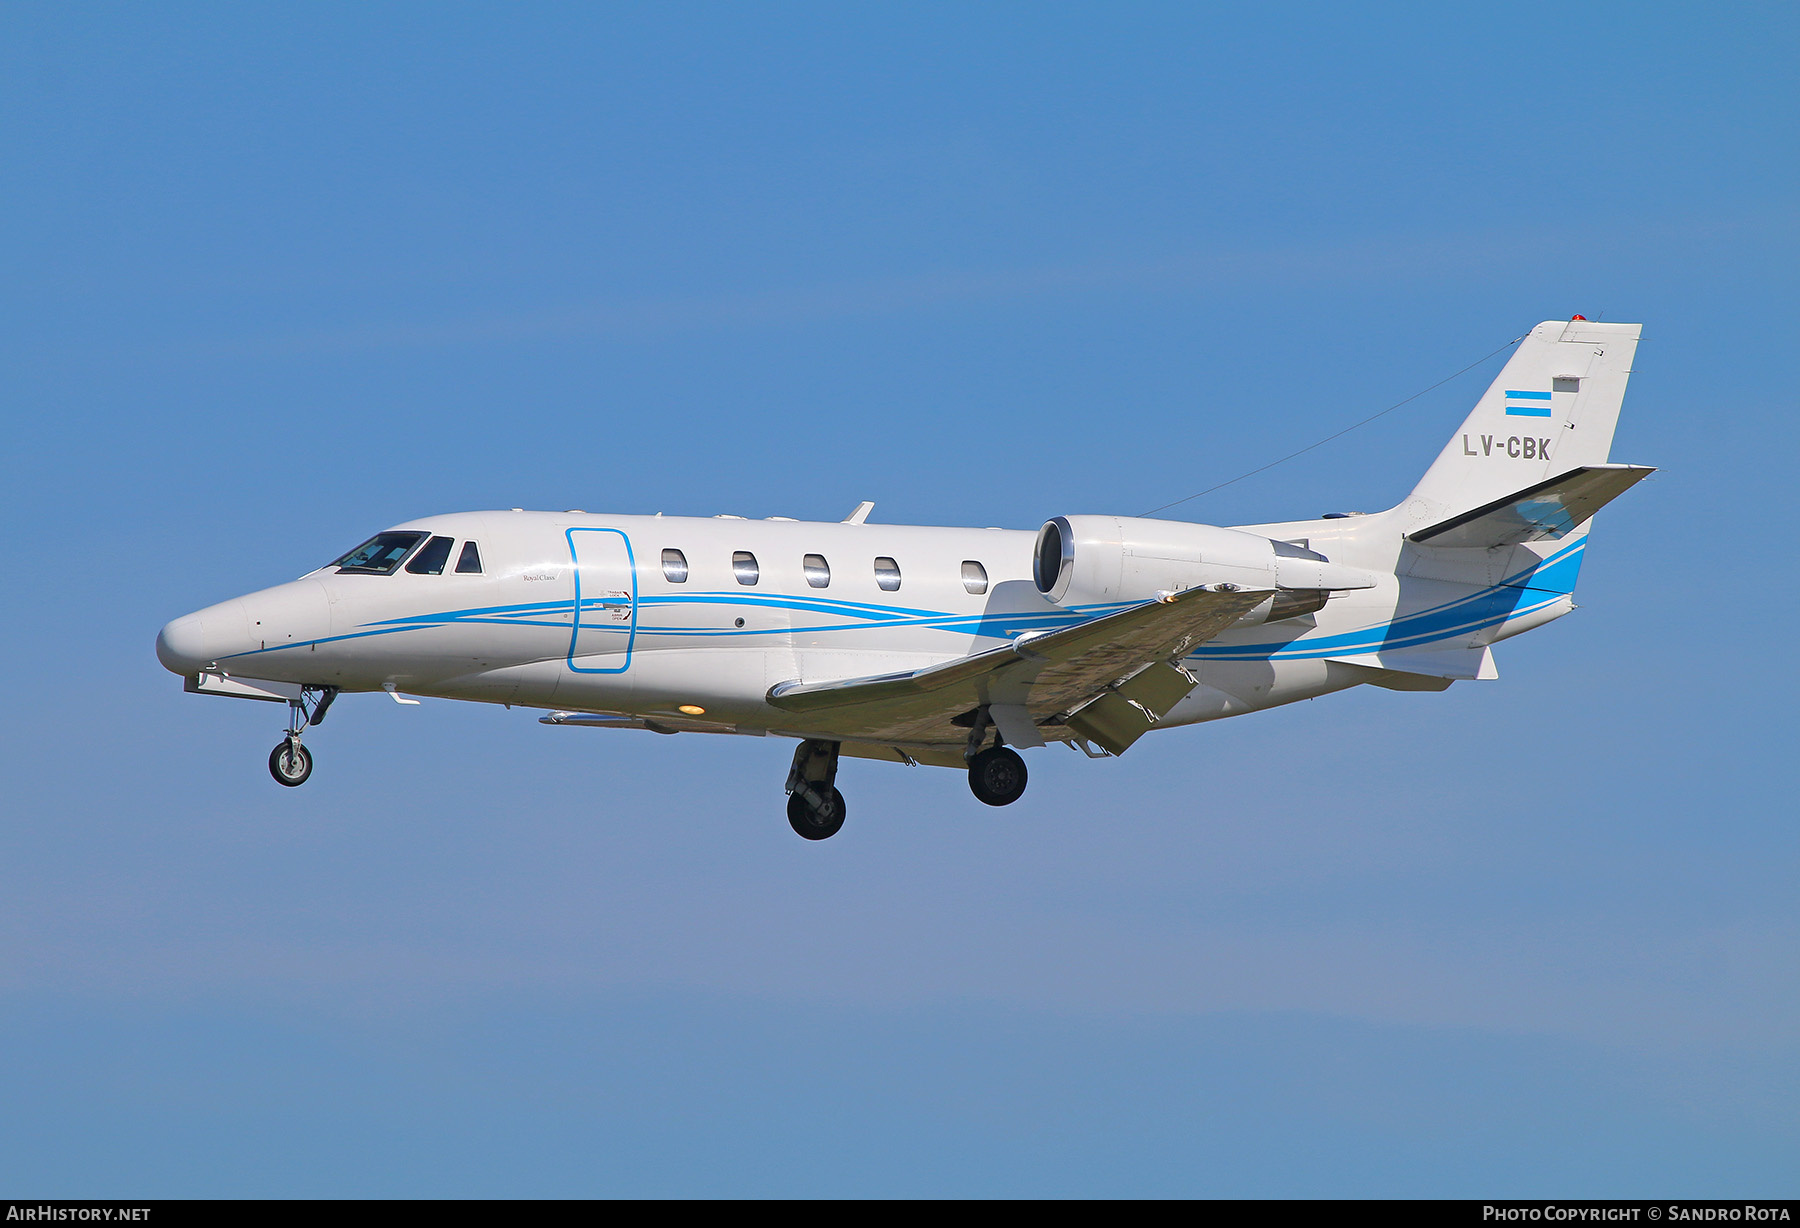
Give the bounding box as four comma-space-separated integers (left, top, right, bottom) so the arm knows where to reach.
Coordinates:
968, 746, 1028, 806
269, 740, 313, 787
787, 787, 847, 840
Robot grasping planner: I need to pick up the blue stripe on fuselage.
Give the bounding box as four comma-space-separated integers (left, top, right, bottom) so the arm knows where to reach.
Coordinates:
228, 541, 1585, 666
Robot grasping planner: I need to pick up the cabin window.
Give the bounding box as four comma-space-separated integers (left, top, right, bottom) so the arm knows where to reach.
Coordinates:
455, 541, 483, 574
874, 556, 902, 591
733, 551, 760, 586
961, 560, 988, 595
332, 531, 427, 576
406, 535, 455, 575
804, 554, 830, 588
662, 548, 689, 583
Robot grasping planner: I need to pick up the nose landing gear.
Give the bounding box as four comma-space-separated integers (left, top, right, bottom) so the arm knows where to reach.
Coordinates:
269, 738, 313, 786
268, 686, 335, 788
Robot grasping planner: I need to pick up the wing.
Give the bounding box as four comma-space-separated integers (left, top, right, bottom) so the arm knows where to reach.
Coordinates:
766, 583, 1273, 754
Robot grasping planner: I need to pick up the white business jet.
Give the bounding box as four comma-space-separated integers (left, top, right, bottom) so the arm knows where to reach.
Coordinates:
157, 318, 1652, 839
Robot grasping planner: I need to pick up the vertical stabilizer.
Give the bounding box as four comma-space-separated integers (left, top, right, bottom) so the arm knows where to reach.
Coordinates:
1406, 319, 1640, 521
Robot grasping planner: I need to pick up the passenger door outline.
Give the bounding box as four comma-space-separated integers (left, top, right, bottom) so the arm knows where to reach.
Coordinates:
565, 527, 637, 674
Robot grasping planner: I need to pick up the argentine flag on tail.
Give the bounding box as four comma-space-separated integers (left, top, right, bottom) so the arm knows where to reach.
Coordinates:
1504, 390, 1553, 417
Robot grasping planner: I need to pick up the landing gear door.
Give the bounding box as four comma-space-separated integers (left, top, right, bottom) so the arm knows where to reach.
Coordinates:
566, 527, 636, 675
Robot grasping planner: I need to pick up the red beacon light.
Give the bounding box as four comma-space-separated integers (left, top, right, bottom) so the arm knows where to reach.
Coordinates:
1570, 314, 1587, 321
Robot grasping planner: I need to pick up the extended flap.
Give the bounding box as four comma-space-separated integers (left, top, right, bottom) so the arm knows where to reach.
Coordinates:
1064, 661, 1199, 756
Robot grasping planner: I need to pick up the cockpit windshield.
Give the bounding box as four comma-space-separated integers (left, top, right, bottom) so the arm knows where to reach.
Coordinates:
331, 531, 427, 575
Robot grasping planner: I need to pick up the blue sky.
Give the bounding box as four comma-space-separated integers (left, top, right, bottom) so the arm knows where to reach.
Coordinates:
2, 2, 1796, 1196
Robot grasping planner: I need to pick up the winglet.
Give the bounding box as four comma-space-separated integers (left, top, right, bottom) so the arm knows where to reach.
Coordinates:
842, 501, 874, 525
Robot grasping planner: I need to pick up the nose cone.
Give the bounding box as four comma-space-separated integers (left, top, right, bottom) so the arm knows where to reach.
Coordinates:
156, 581, 331, 679
155, 598, 251, 676
156, 613, 210, 675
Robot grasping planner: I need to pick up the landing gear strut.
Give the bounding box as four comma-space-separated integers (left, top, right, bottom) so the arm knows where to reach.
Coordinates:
964, 706, 1029, 806
268, 686, 336, 788
785, 739, 846, 839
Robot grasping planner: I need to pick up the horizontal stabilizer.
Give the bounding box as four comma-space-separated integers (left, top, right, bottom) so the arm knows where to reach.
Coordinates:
1409, 465, 1654, 549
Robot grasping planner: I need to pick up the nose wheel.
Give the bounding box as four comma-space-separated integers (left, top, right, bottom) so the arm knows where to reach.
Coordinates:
269, 737, 313, 787
266, 687, 335, 787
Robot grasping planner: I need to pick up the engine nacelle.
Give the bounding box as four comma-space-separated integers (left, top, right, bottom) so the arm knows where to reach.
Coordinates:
1032, 515, 1376, 624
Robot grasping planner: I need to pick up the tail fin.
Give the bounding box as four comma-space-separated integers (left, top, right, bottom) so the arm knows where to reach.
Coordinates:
1406, 319, 1641, 520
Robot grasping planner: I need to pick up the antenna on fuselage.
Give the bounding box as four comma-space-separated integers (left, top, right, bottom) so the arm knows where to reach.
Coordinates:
842, 501, 874, 524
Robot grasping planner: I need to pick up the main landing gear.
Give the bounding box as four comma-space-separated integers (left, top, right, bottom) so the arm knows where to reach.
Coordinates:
963, 706, 1029, 807
967, 745, 1028, 807
780, 708, 1035, 839
268, 686, 336, 788
785, 739, 846, 839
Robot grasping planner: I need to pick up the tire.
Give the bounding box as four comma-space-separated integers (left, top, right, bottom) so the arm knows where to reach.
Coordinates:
967, 746, 1028, 806
787, 787, 846, 840
269, 740, 313, 787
